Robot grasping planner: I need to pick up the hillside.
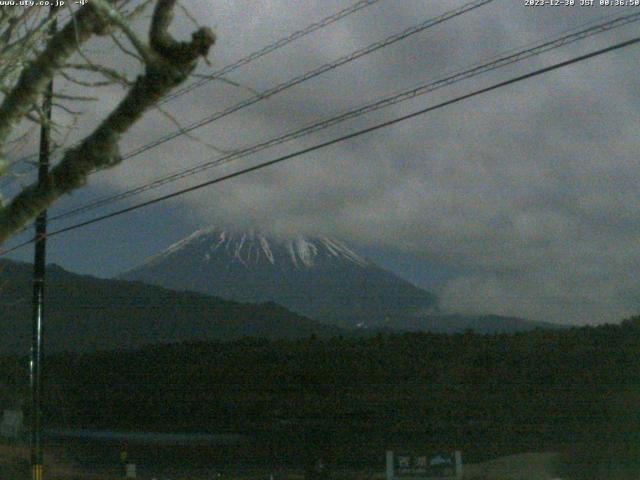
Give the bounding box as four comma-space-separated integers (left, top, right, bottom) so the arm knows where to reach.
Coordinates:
121, 227, 562, 333
0, 259, 344, 354
121, 228, 439, 329
1, 320, 637, 475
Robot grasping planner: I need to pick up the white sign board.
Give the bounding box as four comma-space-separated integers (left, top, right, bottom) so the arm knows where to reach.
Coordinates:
125, 463, 137, 478
0, 409, 23, 439
386, 450, 462, 480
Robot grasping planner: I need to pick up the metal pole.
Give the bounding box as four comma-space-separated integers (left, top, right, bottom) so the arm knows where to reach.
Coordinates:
30, 7, 56, 480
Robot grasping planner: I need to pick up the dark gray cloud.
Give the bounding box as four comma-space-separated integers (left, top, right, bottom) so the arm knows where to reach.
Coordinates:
6, 0, 640, 325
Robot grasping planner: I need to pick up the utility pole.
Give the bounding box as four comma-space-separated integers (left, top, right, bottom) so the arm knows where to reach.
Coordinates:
31, 7, 56, 480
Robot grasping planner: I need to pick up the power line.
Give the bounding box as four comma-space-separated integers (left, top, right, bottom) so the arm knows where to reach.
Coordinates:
159, 0, 383, 105
0, 0, 383, 187
2, 0, 494, 209
3, 33, 638, 255
113, 0, 496, 162
51, 9, 640, 221
5, 0, 488, 183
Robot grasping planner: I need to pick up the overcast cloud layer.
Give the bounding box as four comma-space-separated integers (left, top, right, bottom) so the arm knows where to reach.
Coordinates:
5, 0, 640, 325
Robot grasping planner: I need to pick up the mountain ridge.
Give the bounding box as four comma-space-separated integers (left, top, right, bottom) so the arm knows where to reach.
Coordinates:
0, 249, 566, 356
121, 227, 440, 329
123, 227, 370, 272
121, 227, 565, 333
0, 259, 345, 354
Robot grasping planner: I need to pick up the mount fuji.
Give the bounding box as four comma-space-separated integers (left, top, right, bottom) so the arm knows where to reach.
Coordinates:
121, 227, 439, 329
121, 227, 564, 333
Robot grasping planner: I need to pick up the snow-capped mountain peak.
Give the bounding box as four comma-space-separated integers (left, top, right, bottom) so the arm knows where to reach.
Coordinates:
121, 226, 439, 329
137, 227, 368, 271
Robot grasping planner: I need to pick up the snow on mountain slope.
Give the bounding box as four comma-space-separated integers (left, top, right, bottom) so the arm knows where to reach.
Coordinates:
120, 227, 560, 333
139, 228, 368, 270
121, 227, 438, 329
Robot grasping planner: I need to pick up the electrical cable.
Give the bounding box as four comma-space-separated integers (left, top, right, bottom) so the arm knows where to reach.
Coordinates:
0, 0, 383, 186
159, 0, 384, 105
2, 0, 495, 201
116, 0, 495, 162
2, 33, 637, 256
50, 9, 640, 221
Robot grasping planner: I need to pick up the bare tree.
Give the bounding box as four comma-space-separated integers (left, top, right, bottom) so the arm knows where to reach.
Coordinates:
0, 0, 215, 245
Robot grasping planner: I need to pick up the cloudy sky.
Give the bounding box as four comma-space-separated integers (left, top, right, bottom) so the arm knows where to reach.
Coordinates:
3, 0, 640, 326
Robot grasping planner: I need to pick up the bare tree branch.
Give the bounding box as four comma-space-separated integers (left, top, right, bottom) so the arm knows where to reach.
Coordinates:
0, 0, 215, 243
0, 4, 112, 151
64, 62, 132, 86
154, 103, 231, 155
91, 0, 155, 64
59, 68, 122, 88
110, 31, 144, 65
